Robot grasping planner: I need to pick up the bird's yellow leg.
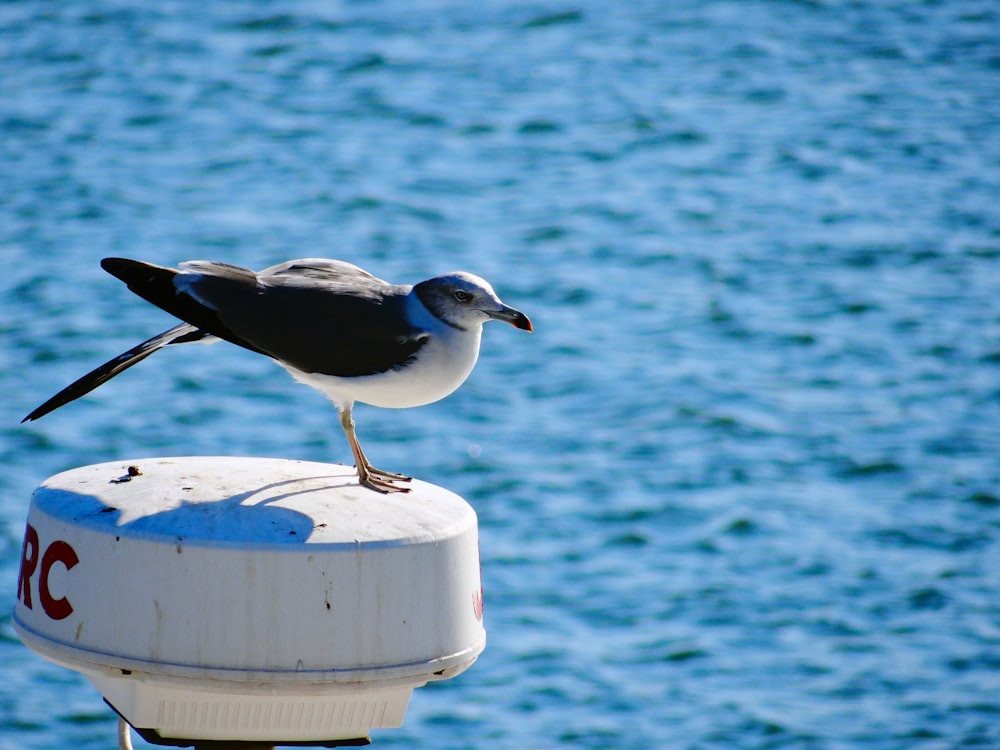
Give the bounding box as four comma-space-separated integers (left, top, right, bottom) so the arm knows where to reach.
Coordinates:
339, 408, 411, 493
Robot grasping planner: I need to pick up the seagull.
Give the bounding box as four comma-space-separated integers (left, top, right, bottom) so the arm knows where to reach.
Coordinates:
23, 257, 532, 493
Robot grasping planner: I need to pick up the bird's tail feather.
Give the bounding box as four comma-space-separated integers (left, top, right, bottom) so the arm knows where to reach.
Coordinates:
22, 323, 209, 422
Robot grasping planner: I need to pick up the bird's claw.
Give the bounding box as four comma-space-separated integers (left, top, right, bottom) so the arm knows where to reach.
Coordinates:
357, 464, 412, 494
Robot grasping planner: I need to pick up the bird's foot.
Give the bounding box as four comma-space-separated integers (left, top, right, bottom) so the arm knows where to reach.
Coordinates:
369, 465, 411, 481
357, 464, 412, 494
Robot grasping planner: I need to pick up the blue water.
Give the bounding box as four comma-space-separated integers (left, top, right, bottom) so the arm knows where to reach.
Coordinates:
3, 1, 1000, 748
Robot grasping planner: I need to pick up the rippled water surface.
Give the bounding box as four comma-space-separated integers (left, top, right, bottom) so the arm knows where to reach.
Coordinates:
3, 2, 1000, 748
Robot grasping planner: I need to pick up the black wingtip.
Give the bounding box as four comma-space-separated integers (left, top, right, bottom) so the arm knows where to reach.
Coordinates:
101, 257, 146, 284
23, 399, 63, 423
22, 404, 51, 423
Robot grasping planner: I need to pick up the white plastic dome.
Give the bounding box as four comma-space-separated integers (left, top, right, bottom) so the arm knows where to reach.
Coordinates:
13, 457, 486, 745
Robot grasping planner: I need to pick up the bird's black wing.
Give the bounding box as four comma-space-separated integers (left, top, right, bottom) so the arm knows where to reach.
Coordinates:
22, 323, 210, 422
101, 257, 428, 377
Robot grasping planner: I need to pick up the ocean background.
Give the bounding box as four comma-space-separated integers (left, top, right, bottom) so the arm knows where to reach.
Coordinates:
2, 1, 999, 748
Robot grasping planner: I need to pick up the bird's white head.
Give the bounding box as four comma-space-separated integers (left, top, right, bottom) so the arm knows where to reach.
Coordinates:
414, 272, 533, 333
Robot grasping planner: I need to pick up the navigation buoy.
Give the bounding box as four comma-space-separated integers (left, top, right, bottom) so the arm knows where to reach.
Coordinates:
13, 457, 486, 747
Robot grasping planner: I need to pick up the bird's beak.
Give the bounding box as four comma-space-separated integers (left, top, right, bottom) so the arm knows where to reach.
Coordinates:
489, 304, 533, 332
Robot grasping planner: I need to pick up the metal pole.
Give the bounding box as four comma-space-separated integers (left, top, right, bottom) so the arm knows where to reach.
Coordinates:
117, 718, 134, 750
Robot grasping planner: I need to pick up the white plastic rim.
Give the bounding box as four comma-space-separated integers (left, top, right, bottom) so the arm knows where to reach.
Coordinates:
13, 457, 486, 686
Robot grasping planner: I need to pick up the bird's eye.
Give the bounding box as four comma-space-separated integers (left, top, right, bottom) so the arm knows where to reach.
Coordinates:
454, 290, 473, 303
